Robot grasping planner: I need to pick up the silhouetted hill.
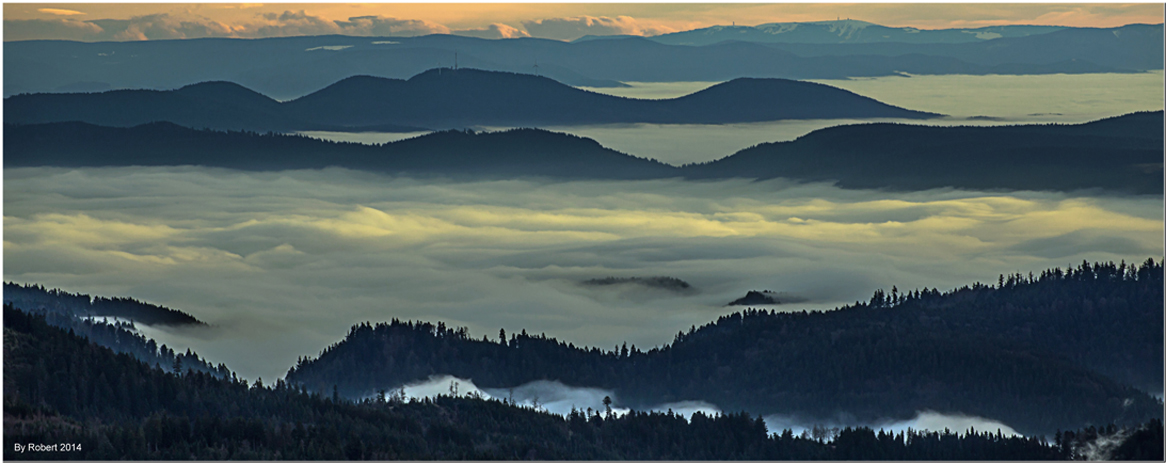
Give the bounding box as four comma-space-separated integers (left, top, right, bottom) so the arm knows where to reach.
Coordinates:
727, 290, 805, 306
582, 277, 694, 293
685, 111, 1165, 195
3, 122, 679, 180
6, 111, 1160, 194
1, 81, 312, 132
7, 23, 1156, 98
286, 260, 1164, 437
4, 68, 938, 130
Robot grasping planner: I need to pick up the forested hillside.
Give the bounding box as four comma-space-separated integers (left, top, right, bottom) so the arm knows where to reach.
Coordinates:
3, 283, 227, 378
8, 305, 1158, 460
287, 260, 1164, 436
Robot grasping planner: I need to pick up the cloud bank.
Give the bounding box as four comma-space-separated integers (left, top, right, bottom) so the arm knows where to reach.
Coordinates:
522, 15, 675, 41
4, 167, 1161, 382
3, 10, 671, 42
3, 11, 452, 41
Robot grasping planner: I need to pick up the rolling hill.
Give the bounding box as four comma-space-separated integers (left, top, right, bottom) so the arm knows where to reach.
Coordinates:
3, 68, 938, 131
5, 111, 1160, 194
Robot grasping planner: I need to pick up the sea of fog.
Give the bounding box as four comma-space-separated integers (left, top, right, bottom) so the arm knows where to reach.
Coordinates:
5, 168, 1163, 385
302, 72, 1165, 165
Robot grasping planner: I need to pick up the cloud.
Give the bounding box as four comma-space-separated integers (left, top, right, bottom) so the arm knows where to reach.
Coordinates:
38, 8, 85, 16
4, 10, 449, 42
333, 15, 449, 37
2, 18, 106, 41
246, 10, 341, 37
2, 13, 239, 41
454, 23, 530, 40
522, 15, 677, 41
763, 410, 1022, 439
3, 167, 1161, 381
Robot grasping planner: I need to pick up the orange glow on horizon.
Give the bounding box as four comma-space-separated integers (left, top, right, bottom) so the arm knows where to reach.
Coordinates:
4, 3, 1163, 42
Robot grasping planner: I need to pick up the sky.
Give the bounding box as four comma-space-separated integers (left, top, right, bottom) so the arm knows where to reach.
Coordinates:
4, 3, 1164, 42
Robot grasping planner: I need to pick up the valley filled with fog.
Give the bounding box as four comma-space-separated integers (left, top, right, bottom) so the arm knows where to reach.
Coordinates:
5, 167, 1162, 385
4, 70, 1163, 443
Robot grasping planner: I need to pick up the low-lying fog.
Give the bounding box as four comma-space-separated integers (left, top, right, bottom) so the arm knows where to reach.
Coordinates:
305, 72, 1164, 166
5, 167, 1162, 384
383, 374, 1022, 438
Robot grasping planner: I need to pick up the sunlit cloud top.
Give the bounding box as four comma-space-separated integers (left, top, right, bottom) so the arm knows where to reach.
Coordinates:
3, 3, 1163, 42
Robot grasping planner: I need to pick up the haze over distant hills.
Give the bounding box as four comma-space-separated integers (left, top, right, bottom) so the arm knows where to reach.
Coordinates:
7, 111, 1161, 194
4, 21, 1160, 99
646, 20, 1068, 45
3, 68, 937, 131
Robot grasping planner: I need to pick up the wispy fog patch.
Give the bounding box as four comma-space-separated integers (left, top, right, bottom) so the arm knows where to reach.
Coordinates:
380, 376, 628, 417
304, 45, 353, 51
764, 410, 1022, 439
650, 401, 722, 420
482, 380, 624, 416
4, 167, 1161, 381
1076, 428, 1132, 460
397, 375, 488, 402
294, 131, 431, 146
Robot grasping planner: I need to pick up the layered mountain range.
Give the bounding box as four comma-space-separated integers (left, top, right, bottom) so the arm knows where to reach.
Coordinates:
5, 21, 1161, 99
4, 68, 938, 131
7, 111, 1162, 194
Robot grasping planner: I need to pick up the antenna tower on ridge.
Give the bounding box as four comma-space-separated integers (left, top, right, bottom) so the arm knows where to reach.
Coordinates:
533, 58, 540, 76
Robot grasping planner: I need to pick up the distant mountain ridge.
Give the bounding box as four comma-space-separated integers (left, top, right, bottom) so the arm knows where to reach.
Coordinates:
649, 20, 1068, 46
763, 23, 1165, 71
5, 22, 1159, 99
4, 68, 938, 131
6, 111, 1161, 194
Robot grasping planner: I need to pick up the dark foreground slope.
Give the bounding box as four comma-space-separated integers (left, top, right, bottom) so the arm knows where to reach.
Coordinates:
4, 282, 203, 327
3, 283, 227, 378
287, 260, 1165, 437
6, 111, 1162, 194
4, 305, 1091, 460
3, 68, 937, 131
686, 111, 1165, 195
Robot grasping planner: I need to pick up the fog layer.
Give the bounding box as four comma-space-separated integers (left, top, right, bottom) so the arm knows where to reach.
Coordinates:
380, 375, 1025, 438
4, 167, 1162, 381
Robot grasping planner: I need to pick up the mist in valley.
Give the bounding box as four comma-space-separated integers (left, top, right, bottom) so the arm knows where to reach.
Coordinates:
4, 166, 1162, 384
370, 374, 1025, 439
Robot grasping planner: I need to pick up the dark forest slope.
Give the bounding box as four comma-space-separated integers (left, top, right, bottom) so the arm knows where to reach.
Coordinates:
4, 282, 203, 327
5, 305, 1096, 460
287, 260, 1165, 437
